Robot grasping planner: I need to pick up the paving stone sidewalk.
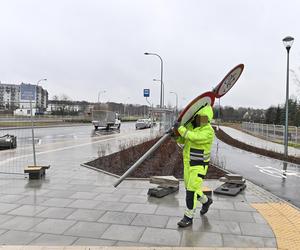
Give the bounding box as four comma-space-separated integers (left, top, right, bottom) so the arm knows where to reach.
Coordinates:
0, 158, 280, 249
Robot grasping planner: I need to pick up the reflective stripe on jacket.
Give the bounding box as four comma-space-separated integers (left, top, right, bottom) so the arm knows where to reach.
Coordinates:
177, 122, 215, 175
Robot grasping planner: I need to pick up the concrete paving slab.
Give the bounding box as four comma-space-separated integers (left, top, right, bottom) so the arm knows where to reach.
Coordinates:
181, 231, 223, 247
0, 216, 44, 231
0, 188, 26, 195
125, 203, 158, 214
193, 209, 221, 220
0, 229, 8, 236
0, 230, 41, 244
0, 214, 14, 224
44, 190, 76, 198
66, 209, 106, 222
64, 221, 110, 238
94, 201, 128, 212
0, 202, 20, 213
114, 187, 145, 195
30, 234, 77, 245
131, 214, 169, 228
69, 184, 99, 192
101, 224, 145, 242
209, 201, 235, 210
72, 237, 115, 246
222, 234, 266, 248
155, 206, 183, 217
40, 198, 74, 208
69, 191, 98, 200
67, 199, 100, 209
263, 237, 277, 248
98, 211, 136, 225
93, 187, 115, 194
252, 212, 268, 224
218, 210, 255, 223
0, 194, 24, 203
139, 227, 181, 246
233, 201, 257, 211
198, 219, 242, 235
14, 195, 49, 205
94, 193, 124, 202
8, 204, 47, 216
120, 194, 149, 204
30, 218, 76, 235
36, 207, 75, 219
240, 222, 275, 238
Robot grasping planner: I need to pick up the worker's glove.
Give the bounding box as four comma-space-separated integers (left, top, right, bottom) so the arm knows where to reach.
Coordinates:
166, 121, 180, 137
173, 121, 180, 131
166, 127, 175, 136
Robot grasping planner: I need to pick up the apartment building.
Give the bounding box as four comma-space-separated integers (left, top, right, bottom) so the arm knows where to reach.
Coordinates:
0, 83, 20, 110
0, 82, 48, 113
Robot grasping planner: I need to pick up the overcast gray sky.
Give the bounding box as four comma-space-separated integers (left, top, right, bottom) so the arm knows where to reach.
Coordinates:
0, 0, 300, 109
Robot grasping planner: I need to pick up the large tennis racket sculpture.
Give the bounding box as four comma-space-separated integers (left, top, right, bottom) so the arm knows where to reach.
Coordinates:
113, 64, 244, 187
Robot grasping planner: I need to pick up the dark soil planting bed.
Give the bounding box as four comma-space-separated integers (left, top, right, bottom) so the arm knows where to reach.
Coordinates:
86, 136, 227, 179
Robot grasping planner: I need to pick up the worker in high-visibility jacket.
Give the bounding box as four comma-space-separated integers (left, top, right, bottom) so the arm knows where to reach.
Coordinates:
172, 104, 215, 227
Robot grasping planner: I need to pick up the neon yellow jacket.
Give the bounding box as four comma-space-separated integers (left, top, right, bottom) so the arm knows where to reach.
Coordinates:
177, 122, 215, 175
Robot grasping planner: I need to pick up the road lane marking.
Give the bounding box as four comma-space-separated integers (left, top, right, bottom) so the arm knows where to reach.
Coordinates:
0, 130, 159, 166
254, 164, 300, 179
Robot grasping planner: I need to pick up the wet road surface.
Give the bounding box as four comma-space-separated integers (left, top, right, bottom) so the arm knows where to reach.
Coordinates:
0, 122, 160, 175
212, 138, 300, 208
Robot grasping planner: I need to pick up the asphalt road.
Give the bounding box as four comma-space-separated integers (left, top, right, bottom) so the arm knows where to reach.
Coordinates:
212, 139, 300, 208
0, 122, 160, 175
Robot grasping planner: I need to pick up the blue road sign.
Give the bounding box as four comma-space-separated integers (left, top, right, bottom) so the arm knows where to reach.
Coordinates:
20, 83, 36, 101
143, 88, 150, 97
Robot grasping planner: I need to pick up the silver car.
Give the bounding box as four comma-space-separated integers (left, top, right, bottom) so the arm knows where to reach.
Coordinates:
135, 119, 151, 129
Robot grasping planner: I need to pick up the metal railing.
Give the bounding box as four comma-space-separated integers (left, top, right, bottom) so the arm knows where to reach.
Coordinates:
242, 122, 299, 144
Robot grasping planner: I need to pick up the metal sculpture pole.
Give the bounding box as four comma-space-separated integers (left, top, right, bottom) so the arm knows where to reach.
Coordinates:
113, 134, 170, 187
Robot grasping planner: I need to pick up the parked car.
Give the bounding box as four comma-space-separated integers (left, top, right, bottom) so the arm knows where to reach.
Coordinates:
135, 118, 151, 129
0, 134, 17, 149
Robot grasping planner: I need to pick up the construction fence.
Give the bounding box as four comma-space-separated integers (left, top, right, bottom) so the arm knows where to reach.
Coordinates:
241, 122, 300, 144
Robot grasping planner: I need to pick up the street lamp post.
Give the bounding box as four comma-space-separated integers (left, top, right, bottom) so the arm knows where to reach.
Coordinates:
282, 36, 294, 158
170, 91, 178, 115
153, 79, 164, 108
30, 78, 47, 166
98, 90, 106, 103
144, 52, 164, 108
36, 78, 47, 113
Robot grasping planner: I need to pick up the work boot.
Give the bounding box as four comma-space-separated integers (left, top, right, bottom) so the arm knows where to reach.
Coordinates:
177, 215, 193, 228
200, 197, 213, 215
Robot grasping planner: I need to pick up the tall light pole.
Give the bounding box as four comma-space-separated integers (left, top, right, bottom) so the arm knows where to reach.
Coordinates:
282, 36, 294, 158
98, 90, 106, 103
30, 78, 47, 166
170, 91, 178, 115
144, 52, 164, 108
